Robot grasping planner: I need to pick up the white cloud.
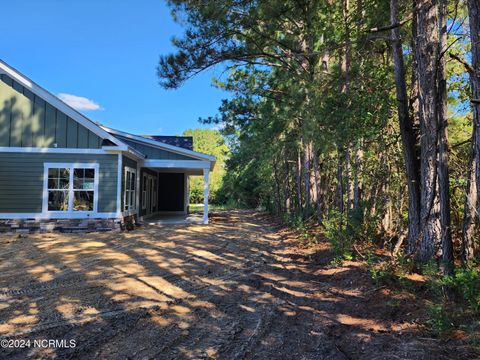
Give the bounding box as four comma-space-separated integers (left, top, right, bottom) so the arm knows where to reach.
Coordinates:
58, 93, 103, 111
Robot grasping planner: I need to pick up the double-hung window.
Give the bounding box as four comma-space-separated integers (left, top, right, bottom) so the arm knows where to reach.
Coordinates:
142, 175, 147, 210
44, 163, 98, 214
124, 167, 136, 212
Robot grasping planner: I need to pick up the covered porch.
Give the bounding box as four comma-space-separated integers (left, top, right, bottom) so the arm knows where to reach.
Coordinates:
138, 159, 211, 224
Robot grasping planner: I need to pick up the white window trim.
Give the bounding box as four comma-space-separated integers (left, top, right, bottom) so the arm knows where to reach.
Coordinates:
142, 174, 147, 210
124, 166, 137, 215
42, 162, 100, 217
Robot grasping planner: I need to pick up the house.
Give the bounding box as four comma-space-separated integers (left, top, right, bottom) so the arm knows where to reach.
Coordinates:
0, 60, 215, 233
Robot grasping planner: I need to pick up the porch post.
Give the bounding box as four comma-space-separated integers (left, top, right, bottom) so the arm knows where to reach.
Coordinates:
203, 168, 209, 224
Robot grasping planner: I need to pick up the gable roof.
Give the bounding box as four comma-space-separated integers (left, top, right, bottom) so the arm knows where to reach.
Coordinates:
0, 59, 127, 149
0, 60, 215, 166
101, 126, 216, 163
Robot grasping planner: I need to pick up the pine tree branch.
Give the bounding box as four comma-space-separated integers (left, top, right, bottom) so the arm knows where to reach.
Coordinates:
369, 13, 413, 33
449, 53, 474, 75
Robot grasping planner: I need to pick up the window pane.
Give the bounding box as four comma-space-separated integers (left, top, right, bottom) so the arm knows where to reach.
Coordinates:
59, 168, 70, 179
74, 169, 84, 179
59, 178, 69, 189
48, 179, 59, 189
48, 168, 59, 178
73, 191, 94, 211
84, 169, 95, 178
48, 191, 69, 211
83, 180, 94, 190
131, 173, 136, 190
74, 178, 84, 189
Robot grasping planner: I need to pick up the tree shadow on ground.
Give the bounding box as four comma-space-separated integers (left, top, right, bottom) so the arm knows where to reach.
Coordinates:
0, 210, 477, 359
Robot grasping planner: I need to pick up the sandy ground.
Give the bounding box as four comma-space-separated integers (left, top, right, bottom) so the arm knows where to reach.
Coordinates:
0, 210, 477, 359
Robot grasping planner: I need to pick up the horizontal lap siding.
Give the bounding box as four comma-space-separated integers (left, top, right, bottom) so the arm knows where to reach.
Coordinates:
0, 74, 102, 149
0, 153, 118, 213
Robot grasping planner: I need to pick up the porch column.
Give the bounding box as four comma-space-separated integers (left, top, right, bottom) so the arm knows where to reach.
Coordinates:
203, 168, 209, 224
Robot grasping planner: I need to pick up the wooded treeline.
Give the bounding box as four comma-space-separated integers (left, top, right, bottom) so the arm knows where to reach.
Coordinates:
158, 0, 480, 272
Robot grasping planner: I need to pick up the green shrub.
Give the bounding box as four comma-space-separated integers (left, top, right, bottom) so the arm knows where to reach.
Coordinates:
443, 267, 480, 313
427, 304, 454, 335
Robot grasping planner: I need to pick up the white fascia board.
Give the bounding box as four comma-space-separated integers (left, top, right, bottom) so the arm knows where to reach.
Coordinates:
142, 159, 211, 170
101, 125, 216, 162
0, 147, 110, 154
0, 60, 128, 149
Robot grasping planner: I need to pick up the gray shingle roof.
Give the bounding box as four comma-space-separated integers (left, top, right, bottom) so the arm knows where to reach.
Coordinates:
141, 135, 193, 150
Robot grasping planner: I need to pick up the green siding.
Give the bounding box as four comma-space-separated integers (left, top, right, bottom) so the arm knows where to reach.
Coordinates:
0, 74, 103, 149
66, 117, 78, 148
0, 75, 12, 146
0, 153, 118, 213
120, 138, 197, 160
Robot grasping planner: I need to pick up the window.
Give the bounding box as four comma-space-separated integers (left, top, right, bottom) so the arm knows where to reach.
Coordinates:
44, 163, 98, 213
124, 167, 136, 212
142, 175, 147, 210
73, 169, 95, 211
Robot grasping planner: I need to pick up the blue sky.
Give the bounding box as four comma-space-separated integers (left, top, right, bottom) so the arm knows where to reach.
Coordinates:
0, 0, 227, 135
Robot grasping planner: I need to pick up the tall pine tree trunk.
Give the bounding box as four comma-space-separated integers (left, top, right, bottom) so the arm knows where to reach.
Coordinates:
437, 0, 453, 274
296, 150, 303, 215
462, 0, 480, 263
303, 140, 311, 217
337, 149, 345, 230
353, 144, 363, 209
415, 0, 442, 260
462, 134, 477, 263
312, 147, 323, 223
390, 0, 421, 252
284, 153, 292, 214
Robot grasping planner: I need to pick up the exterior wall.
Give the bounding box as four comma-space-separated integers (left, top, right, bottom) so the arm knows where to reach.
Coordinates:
0, 153, 118, 214
0, 74, 103, 149
119, 137, 197, 160
121, 155, 138, 212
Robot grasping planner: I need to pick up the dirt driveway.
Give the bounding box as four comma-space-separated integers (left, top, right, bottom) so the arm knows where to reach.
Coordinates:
0, 210, 476, 359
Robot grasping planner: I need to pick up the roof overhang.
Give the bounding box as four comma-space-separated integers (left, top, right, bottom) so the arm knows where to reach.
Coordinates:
101, 126, 217, 168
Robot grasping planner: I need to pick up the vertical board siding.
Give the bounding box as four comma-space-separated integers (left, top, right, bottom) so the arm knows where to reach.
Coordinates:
66, 117, 78, 148
56, 112, 67, 148
0, 153, 118, 213
11, 81, 25, 147
0, 76, 13, 146
33, 96, 46, 147
78, 125, 89, 148
21, 88, 34, 147
44, 103, 56, 146
0, 74, 102, 149
88, 132, 101, 149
